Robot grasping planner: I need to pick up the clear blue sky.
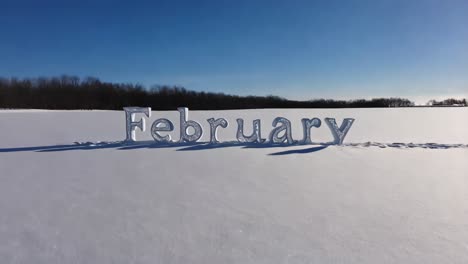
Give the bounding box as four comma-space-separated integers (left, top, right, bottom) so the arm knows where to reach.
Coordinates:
1, 0, 467, 103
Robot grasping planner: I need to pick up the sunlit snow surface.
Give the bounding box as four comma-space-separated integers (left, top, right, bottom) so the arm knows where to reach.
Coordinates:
0, 108, 467, 263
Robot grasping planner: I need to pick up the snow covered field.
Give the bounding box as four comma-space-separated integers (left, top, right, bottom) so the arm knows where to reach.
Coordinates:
0, 108, 467, 263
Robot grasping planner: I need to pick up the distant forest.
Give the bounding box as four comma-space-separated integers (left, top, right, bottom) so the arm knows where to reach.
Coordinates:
0, 76, 466, 110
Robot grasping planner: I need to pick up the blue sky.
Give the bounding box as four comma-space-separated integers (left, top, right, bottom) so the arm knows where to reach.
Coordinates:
1, 0, 467, 103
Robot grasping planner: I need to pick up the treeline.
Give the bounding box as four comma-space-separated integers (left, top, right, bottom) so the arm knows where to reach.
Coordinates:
0, 75, 455, 110
427, 98, 467, 106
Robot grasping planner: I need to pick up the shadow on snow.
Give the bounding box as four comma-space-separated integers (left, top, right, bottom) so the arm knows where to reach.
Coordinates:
0, 140, 332, 155
0, 141, 466, 155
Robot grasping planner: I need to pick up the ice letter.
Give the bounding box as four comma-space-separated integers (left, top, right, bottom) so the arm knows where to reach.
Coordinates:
178, 107, 203, 143
207, 118, 228, 144
124, 107, 151, 142
268, 117, 295, 144
301, 118, 321, 144
151, 118, 174, 143
236, 119, 265, 143
324, 118, 355, 144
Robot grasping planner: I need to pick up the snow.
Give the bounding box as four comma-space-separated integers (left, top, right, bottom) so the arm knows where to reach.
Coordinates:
0, 108, 467, 263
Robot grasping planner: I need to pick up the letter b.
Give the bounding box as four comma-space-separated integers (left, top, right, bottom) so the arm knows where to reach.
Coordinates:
178, 107, 203, 142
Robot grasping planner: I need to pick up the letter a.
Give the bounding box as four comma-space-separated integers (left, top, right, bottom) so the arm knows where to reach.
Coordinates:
269, 117, 295, 144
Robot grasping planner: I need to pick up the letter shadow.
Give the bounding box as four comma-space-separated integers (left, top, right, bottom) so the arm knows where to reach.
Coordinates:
0, 140, 330, 155
269, 145, 329, 155
0, 141, 465, 155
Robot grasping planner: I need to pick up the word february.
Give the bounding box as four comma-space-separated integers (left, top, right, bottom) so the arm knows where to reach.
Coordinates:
124, 107, 355, 145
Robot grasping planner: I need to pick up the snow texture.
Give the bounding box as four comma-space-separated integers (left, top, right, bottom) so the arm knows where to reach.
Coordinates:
0, 108, 467, 264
